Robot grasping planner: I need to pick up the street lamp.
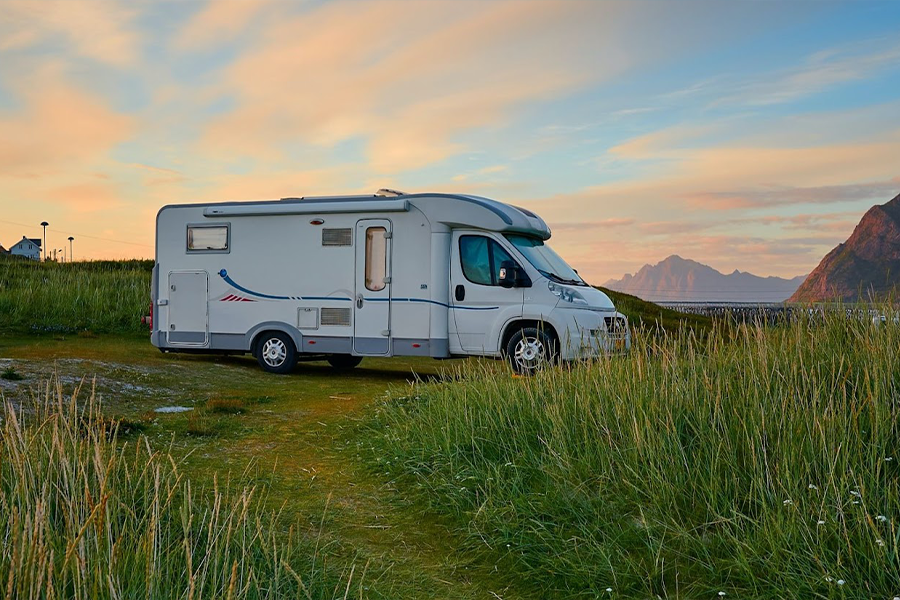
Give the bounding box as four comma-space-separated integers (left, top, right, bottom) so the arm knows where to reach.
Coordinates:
40, 221, 48, 261
68, 237, 74, 262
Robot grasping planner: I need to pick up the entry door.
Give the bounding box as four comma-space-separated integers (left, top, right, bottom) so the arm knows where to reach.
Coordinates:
167, 271, 209, 346
354, 219, 392, 355
450, 231, 523, 354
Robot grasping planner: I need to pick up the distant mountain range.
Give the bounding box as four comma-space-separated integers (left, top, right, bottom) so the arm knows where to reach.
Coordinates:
790, 192, 900, 302
603, 255, 806, 302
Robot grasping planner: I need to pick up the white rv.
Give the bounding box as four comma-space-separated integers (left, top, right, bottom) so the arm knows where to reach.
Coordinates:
150, 190, 629, 374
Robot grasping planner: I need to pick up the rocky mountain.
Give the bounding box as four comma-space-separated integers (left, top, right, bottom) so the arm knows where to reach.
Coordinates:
603, 255, 806, 302
790, 192, 900, 302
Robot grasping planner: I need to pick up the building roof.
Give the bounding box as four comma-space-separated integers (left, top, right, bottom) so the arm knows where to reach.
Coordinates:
10, 236, 41, 249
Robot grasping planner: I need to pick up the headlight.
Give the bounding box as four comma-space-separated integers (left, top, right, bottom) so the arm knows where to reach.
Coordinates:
548, 281, 589, 306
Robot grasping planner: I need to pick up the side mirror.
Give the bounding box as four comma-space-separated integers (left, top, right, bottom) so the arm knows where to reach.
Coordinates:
498, 260, 531, 288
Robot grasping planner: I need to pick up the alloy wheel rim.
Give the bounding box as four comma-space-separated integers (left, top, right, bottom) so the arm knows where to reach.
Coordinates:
514, 336, 546, 371
262, 338, 287, 367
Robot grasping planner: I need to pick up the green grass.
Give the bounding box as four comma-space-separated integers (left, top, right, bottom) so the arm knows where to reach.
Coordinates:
0, 377, 360, 599
0, 256, 151, 334
363, 313, 900, 598
597, 285, 713, 334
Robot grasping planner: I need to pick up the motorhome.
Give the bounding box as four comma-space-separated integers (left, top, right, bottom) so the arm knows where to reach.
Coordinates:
150, 190, 629, 374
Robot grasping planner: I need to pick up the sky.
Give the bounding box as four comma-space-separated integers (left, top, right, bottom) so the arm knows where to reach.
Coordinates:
0, 0, 899, 282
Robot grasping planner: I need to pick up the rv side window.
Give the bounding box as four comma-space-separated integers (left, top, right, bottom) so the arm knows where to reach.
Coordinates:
187, 225, 229, 252
459, 235, 516, 286
365, 227, 387, 291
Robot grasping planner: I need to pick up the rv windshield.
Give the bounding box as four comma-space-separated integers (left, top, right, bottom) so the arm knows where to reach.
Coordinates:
505, 234, 586, 286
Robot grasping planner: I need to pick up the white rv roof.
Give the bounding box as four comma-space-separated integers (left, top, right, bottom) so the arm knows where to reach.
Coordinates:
178, 192, 551, 240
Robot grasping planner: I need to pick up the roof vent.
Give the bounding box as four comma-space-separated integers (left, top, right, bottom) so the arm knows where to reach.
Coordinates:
375, 188, 406, 197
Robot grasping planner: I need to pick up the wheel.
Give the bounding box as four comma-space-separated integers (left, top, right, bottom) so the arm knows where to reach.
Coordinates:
254, 331, 297, 374
505, 326, 557, 375
326, 355, 363, 370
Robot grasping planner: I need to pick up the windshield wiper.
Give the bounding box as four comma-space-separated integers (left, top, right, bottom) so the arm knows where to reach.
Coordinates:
540, 270, 586, 286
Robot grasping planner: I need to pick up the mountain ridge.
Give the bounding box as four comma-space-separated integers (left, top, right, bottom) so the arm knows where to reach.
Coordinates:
790, 192, 900, 302
604, 255, 806, 302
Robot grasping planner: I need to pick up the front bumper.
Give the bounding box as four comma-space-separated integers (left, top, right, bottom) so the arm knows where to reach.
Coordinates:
553, 308, 631, 360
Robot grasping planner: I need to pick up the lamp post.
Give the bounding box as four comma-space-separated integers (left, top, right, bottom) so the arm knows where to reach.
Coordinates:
68, 237, 74, 262
40, 221, 48, 261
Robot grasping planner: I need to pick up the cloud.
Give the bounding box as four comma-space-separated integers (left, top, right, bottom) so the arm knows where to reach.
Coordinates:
195, 0, 695, 174
174, 0, 275, 50
0, 0, 140, 66
684, 178, 900, 210
0, 74, 134, 178
551, 218, 635, 231
47, 181, 124, 213
715, 39, 900, 107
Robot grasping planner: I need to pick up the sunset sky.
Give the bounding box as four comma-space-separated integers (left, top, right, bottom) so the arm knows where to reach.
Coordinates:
1, 0, 899, 282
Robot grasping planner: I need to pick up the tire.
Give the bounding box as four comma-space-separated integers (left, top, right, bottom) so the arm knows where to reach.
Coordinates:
254, 331, 297, 374
505, 326, 557, 375
326, 355, 363, 370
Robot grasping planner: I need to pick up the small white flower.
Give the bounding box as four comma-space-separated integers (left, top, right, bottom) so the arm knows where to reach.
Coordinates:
850, 490, 861, 497
837, 579, 845, 586
817, 520, 826, 525
808, 484, 818, 490
718, 592, 726, 597
877, 515, 888, 522
606, 588, 612, 593
825, 576, 833, 582
783, 499, 793, 505
876, 539, 885, 547
885, 456, 893, 462
852, 500, 860, 505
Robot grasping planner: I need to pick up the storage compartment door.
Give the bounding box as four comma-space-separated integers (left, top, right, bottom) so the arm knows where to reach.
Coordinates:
353, 219, 392, 355
167, 271, 209, 346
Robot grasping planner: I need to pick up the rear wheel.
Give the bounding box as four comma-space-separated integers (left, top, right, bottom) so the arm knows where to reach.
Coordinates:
327, 354, 363, 370
254, 331, 297, 374
505, 326, 557, 375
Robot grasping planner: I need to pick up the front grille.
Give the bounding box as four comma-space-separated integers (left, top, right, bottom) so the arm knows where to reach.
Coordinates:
604, 316, 627, 340
320, 307, 351, 326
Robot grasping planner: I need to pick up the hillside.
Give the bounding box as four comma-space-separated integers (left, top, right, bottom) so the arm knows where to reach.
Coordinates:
790, 192, 900, 302
603, 255, 805, 302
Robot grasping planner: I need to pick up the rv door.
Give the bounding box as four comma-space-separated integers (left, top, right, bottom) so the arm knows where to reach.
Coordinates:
449, 231, 523, 354
354, 220, 392, 355
167, 271, 209, 346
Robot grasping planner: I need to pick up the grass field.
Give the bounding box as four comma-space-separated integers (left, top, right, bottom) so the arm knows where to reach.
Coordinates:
0, 256, 152, 334
3, 258, 895, 598
365, 315, 900, 598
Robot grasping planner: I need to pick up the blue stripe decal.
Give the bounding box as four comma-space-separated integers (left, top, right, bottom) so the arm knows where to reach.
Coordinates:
218, 270, 353, 302
218, 269, 292, 300
364, 297, 498, 311
218, 271, 497, 310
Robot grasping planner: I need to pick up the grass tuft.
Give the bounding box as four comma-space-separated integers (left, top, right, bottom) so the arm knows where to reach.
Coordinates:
1, 366, 24, 381
0, 378, 347, 598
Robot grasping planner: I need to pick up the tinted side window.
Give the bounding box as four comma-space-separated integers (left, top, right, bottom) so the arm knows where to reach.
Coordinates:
459, 236, 519, 286
459, 236, 492, 285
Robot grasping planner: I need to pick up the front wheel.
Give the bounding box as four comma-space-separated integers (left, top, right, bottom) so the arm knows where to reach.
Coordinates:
505, 326, 557, 375
254, 331, 297, 374
327, 355, 363, 370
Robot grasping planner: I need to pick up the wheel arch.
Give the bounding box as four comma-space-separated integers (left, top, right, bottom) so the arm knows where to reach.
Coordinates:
500, 318, 560, 355
246, 322, 302, 354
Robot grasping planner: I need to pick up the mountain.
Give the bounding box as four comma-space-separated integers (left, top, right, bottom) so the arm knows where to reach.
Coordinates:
603, 255, 806, 302
790, 192, 900, 303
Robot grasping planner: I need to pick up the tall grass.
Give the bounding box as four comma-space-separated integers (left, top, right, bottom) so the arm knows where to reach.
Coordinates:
365, 314, 900, 598
0, 257, 151, 333
0, 379, 353, 599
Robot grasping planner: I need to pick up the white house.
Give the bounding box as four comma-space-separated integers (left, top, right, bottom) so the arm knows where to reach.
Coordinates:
9, 236, 41, 260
